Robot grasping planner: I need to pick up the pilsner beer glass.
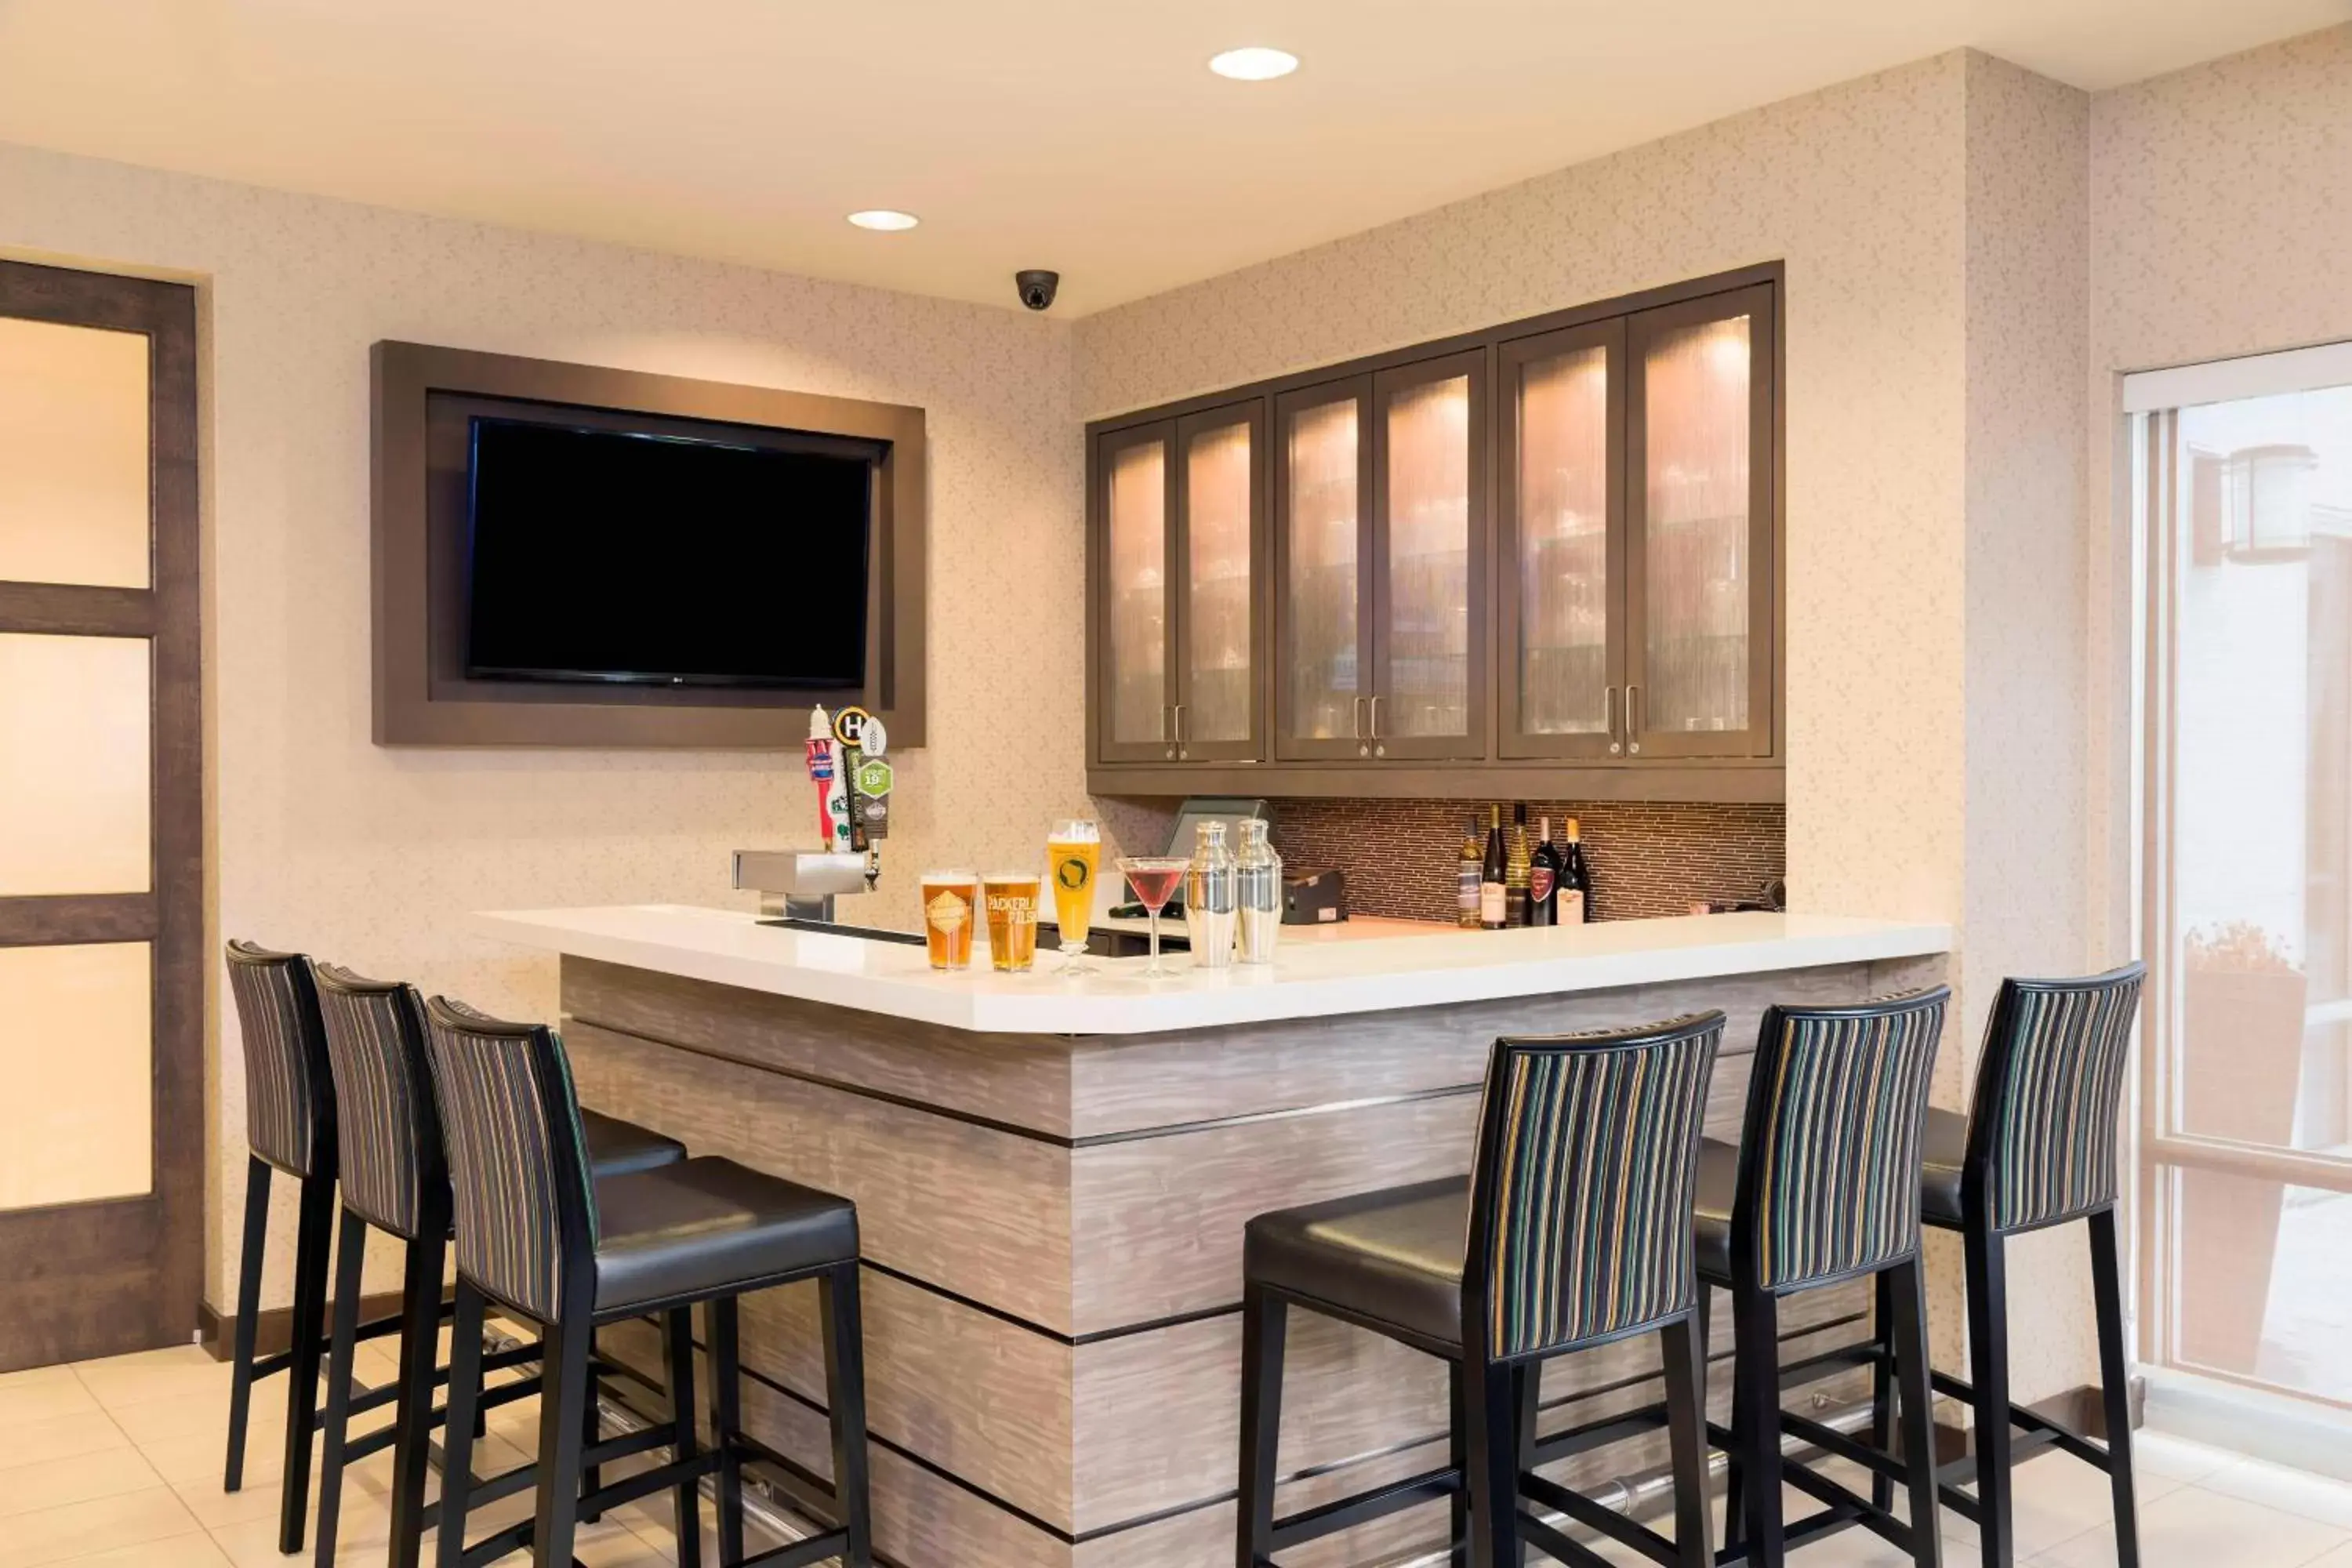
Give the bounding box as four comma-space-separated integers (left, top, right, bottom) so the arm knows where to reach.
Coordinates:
920, 870, 980, 970
1047, 819, 1101, 974
983, 872, 1042, 972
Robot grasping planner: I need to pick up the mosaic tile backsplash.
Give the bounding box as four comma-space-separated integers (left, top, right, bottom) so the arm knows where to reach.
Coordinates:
1267, 799, 1787, 924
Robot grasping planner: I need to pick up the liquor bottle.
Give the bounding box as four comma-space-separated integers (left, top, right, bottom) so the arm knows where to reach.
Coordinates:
1559, 816, 1593, 924
1528, 816, 1561, 927
1504, 803, 1531, 927
1479, 805, 1508, 931
1457, 815, 1483, 929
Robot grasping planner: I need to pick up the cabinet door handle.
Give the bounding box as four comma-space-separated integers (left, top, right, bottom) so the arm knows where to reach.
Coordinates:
1606, 686, 1622, 755
1626, 685, 1641, 756
1172, 703, 1185, 742
1368, 695, 1382, 739
1352, 695, 1366, 741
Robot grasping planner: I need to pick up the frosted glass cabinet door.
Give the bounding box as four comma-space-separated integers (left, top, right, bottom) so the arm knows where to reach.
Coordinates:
1499, 320, 1624, 759
1625, 285, 1775, 758
1173, 403, 1264, 760
1274, 379, 1374, 760
1094, 423, 1176, 761
1370, 351, 1486, 760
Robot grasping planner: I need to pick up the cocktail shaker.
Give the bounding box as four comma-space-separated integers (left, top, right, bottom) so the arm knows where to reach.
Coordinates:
1235, 818, 1283, 964
1184, 821, 1237, 968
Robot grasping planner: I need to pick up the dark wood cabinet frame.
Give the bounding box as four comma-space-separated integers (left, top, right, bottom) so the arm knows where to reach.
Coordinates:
1085, 261, 1784, 804
372, 342, 927, 748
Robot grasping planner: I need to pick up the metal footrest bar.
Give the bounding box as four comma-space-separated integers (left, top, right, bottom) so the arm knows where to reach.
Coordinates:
1519, 1508, 1624, 1568
1521, 1472, 1678, 1566
1269, 1465, 1457, 1551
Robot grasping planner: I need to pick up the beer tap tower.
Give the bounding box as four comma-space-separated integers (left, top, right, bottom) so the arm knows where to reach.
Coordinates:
731, 704, 893, 924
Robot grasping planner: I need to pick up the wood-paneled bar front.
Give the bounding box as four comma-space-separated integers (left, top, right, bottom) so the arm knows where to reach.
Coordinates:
501, 909, 1951, 1566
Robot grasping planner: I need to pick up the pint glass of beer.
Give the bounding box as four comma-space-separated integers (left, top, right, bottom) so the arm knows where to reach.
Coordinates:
920, 870, 980, 970
1046, 820, 1101, 974
982, 872, 1042, 973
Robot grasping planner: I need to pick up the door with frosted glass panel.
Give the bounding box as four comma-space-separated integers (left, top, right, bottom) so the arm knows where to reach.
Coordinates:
0, 261, 201, 1370
1498, 318, 1625, 760
1624, 285, 1775, 760
1093, 420, 1177, 763
1370, 350, 1487, 761
1171, 402, 1265, 762
1273, 378, 1375, 762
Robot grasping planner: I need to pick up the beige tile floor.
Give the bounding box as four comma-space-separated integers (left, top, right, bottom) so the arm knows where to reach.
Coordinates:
7, 1338, 2352, 1566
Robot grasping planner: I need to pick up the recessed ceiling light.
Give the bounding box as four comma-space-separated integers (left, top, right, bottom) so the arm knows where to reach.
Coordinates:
848, 209, 919, 231
1208, 46, 1298, 82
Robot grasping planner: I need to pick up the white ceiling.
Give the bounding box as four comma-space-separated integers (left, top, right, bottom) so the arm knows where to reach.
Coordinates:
0, 0, 2343, 316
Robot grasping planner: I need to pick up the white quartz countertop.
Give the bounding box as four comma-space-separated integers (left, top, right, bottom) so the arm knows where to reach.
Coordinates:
475, 904, 1951, 1036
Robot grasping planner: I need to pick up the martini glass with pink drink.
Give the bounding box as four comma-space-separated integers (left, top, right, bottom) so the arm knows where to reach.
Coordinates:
1118, 856, 1190, 978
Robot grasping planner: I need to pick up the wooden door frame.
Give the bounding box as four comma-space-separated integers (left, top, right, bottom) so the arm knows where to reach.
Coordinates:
0, 258, 204, 1370
1494, 315, 1628, 762
1271, 376, 1376, 764
1623, 281, 1779, 761
1171, 398, 1269, 764
1369, 346, 1490, 763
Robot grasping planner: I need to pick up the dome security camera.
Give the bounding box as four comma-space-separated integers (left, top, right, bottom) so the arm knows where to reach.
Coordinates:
1015, 270, 1061, 311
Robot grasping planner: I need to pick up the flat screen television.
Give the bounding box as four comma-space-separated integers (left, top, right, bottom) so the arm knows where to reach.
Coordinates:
463, 416, 874, 689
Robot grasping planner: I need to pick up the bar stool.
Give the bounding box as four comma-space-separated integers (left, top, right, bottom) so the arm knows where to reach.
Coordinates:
1693, 986, 1951, 1568
423, 996, 874, 1568
1915, 964, 2147, 1568
1238, 1012, 1725, 1568
222, 939, 355, 1555
308, 964, 690, 1568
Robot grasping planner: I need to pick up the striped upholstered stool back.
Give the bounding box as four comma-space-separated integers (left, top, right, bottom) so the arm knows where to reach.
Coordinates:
421, 996, 599, 1324
1968, 964, 2146, 1233
224, 939, 334, 1178
1466, 1012, 1724, 1360
314, 965, 446, 1242
1735, 987, 1949, 1293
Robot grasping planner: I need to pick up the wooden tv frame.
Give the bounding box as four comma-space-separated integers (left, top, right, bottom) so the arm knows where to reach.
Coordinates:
370, 341, 927, 748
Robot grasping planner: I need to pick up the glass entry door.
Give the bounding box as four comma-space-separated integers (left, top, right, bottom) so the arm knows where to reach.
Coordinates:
0, 261, 201, 1370
2136, 349, 2352, 1410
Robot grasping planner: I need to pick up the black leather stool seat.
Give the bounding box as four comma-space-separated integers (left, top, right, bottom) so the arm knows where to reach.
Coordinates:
579, 1109, 688, 1179
593, 1156, 860, 1316
1243, 1176, 1468, 1348
1918, 1107, 1967, 1228
1692, 1136, 1737, 1283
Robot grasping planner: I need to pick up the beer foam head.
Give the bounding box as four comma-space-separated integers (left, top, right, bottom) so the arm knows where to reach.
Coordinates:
920, 869, 976, 886
984, 871, 1040, 887
1049, 818, 1099, 842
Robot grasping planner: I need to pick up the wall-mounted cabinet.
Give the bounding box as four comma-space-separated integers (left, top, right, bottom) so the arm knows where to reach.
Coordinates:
1087, 263, 1780, 802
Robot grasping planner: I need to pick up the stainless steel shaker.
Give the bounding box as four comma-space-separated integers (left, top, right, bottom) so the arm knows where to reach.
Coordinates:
1184, 820, 1237, 968
1235, 818, 1283, 964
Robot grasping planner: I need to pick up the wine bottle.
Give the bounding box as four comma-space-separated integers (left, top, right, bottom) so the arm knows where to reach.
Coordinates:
1457, 815, 1483, 929
1504, 803, 1531, 927
1528, 816, 1560, 927
1479, 805, 1508, 931
1559, 816, 1593, 924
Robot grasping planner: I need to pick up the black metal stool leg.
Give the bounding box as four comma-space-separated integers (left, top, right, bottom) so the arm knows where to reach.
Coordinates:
279, 1169, 336, 1555
532, 1316, 593, 1568
1447, 1359, 1469, 1564
1661, 1315, 1713, 1568
387, 1227, 444, 1568
665, 1307, 703, 1568
1733, 1284, 1787, 1568
1236, 1283, 1287, 1568
1965, 1226, 2013, 1568
224, 1153, 271, 1494
314, 1208, 369, 1568
437, 1283, 486, 1568
709, 1298, 746, 1568
1871, 1269, 1896, 1514
1891, 1258, 1944, 1568
1464, 1359, 1521, 1568
2089, 1209, 2142, 1568
821, 1263, 874, 1567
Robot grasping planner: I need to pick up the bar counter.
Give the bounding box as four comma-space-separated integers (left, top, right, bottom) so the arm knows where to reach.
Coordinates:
477, 905, 1950, 1566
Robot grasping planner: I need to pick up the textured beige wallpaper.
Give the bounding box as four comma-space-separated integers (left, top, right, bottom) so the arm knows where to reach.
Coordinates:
0, 139, 1093, 1310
